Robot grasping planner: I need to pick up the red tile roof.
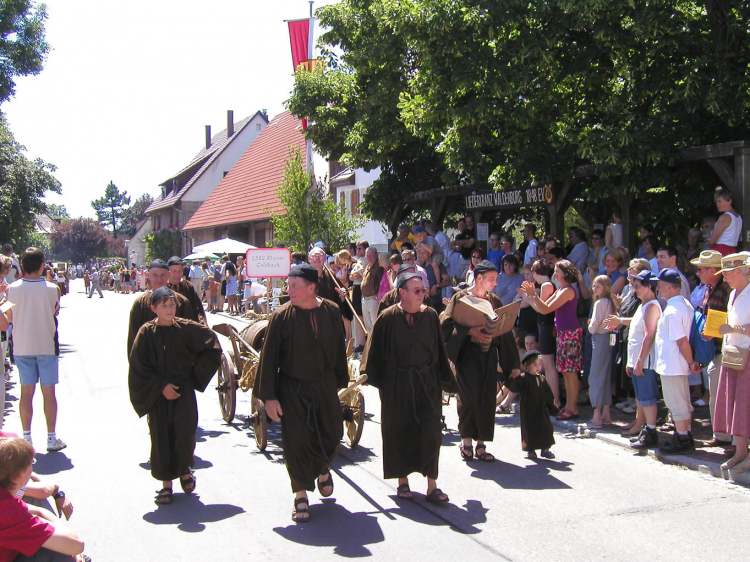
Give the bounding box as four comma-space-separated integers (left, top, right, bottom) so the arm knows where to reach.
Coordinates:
183, 111, 306, 231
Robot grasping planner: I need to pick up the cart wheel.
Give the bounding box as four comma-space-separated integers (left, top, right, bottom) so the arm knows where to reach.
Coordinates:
217, 353, 237, 423
251, 398, 268, 451
344, 391, 365, 448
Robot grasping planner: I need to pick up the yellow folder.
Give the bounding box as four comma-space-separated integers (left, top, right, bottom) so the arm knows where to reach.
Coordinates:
703, 308, 728, 340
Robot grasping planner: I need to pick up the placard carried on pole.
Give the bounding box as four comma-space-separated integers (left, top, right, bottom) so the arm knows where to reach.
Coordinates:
245, 248, 291, 278
476, 223, 489, 241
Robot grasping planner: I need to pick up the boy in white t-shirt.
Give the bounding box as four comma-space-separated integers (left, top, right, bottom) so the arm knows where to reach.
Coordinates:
0, 247, 65, 452
655, 268, 700, 454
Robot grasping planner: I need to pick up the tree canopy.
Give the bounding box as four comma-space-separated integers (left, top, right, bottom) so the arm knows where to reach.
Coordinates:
91, 181, 131, 238
50, 217, 109, 263
122, 192, 153, 237
0, 0, 50, 104
289, 0, 750, 234
0, 112, 60, 245
270, 148, 362, 252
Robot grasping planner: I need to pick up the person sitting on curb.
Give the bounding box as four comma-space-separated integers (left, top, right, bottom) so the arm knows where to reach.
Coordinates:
0, 436, 89, 561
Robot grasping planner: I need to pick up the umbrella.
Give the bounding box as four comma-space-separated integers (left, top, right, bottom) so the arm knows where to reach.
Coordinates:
183, 251, 220, 261
191, 238, 255, 255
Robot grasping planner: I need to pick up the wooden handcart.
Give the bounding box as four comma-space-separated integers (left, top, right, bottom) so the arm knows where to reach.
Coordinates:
213, 317, 367, 451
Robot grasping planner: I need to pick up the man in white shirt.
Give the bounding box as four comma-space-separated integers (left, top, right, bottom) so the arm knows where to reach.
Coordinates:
187, 260, 204, 297
654, 268, 700, 453
656, 245, 691, 298
87, 268, 103, 298
1, 247, 65, 451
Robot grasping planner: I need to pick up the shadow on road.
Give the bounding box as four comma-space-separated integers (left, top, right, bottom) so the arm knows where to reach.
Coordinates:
33, 451, 74, 475
274, 499, 384, 557
385, 497, 488, 535
469, 458, 572, 490
195, 426, 228, 442
143, 494, 245, 532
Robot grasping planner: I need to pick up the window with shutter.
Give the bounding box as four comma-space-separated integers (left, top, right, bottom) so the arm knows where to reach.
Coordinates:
351, 189, 360, 215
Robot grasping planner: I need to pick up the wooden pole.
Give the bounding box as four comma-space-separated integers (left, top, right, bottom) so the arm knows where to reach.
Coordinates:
323, 263, 369, 337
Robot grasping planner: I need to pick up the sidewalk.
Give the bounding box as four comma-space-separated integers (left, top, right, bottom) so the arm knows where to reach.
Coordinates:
541, 401, 750, 488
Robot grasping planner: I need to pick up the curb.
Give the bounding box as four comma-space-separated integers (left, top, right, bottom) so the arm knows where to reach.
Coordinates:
551, 417, 750, 488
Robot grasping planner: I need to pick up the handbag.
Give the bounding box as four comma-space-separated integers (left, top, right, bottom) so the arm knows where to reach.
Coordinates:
721, 344, 749, 372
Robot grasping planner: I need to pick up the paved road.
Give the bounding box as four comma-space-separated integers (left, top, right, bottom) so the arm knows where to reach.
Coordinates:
4, 279, 749, 561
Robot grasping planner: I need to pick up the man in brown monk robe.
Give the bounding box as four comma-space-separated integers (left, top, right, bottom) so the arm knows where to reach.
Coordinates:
167, 256, 206, 324
127, 259, 198, 354
255, 263, 349, 523
362, 272, 456, 503
441, 260, 520, 463
129, 287, 222, 504
378, 263, 417, 315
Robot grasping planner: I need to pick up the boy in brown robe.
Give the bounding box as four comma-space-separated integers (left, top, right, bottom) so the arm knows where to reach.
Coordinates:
128, 287, 221, 504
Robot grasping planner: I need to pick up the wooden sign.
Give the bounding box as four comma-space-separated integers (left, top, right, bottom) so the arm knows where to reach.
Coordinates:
465, 185, 554, 211
245, 248, 291, 278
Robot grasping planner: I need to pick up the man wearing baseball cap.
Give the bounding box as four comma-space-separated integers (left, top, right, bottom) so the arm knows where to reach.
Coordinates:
654, 268, 701, 453
689, 250, 732, 445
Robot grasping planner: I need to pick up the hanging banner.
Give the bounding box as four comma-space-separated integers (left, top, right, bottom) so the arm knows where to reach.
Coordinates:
287, 17, 314, 130
465, 185, 554, 211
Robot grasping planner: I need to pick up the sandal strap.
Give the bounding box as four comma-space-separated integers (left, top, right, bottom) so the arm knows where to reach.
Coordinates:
294, 497, 310, 510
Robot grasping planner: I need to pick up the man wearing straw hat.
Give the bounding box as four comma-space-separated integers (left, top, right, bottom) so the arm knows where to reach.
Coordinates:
689, 250, 731, 447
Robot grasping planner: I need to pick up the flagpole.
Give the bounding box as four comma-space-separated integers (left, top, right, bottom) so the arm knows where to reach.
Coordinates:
306, 1, 315, 175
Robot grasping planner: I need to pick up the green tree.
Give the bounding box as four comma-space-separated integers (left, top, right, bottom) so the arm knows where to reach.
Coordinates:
44, 203, 69, 220
291, 1, 750, 238
271, 149, 362, 252
144, 229, 181, 263
121, 193, 153, 236
0, 113, 61, 245
91, 181, 131, 238
50, 217, 109, 263
0, 0, 50, 104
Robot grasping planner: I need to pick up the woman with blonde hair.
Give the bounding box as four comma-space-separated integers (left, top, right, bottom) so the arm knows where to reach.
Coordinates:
588, 275, 614, 427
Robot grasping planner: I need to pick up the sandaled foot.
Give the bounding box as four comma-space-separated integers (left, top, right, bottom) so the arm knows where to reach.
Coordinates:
396, 483, 413, 499
540, 449, 555, 459
425, 488, 449, 504
475, 444, 495, 462
155, 488, 173, 505
180, 472, 196, 494
292, 497, 310, 523
317, 472, 334, 498
460, 444, 474, 461
527, 450, 538, 460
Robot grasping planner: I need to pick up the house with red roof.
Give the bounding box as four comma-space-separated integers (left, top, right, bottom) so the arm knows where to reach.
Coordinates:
146, 109, 268, 254
183, 110, 307, 248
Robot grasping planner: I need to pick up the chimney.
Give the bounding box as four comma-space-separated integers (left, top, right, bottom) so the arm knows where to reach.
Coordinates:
205, 125, 212, 150
227, 110, 234, 137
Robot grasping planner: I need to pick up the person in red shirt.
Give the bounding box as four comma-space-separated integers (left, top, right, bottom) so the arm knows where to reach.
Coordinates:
0, 437, 86, 562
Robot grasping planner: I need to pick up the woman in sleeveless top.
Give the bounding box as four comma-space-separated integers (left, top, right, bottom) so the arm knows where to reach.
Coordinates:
527, 260, 559, 406
709, 186, 742, 256
606, 270, 662, 448
521, 259, 583, 419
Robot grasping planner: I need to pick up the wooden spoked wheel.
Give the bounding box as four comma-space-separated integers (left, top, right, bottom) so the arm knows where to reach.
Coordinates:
217, 353, 237, 423
251, 398, 268, 451
344, 391, 365, 448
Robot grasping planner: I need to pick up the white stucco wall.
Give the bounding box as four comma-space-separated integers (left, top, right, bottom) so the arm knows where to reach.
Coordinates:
336, 166, 389, 249
126, 220, 153, 266
182, 114, 268, 203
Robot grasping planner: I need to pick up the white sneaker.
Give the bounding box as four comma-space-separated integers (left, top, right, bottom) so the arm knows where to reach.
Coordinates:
23, 435, 33, 448
47, 438, 67, 452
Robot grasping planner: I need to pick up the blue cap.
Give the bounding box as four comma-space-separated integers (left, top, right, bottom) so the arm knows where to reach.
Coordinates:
657, 268, 681, 284
633, 270, 656, 284
412, 225, 425, 234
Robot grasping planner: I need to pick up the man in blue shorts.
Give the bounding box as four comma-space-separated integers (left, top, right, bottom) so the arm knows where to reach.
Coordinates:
2, 248, 65, 452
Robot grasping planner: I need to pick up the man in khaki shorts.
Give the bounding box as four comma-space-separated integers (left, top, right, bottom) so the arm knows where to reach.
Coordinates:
655, 268, 701, 453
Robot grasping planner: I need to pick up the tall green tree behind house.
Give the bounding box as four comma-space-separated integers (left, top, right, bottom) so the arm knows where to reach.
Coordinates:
0, 0, 50, 105
45, 203, 69, 220
91, 181, 131, 238
0, 113, 61, 244
271, 148, 361, 253
121, 193, 153, 237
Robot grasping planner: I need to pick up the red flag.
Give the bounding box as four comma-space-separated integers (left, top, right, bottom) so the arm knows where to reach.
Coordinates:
288, 19, 310, 71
